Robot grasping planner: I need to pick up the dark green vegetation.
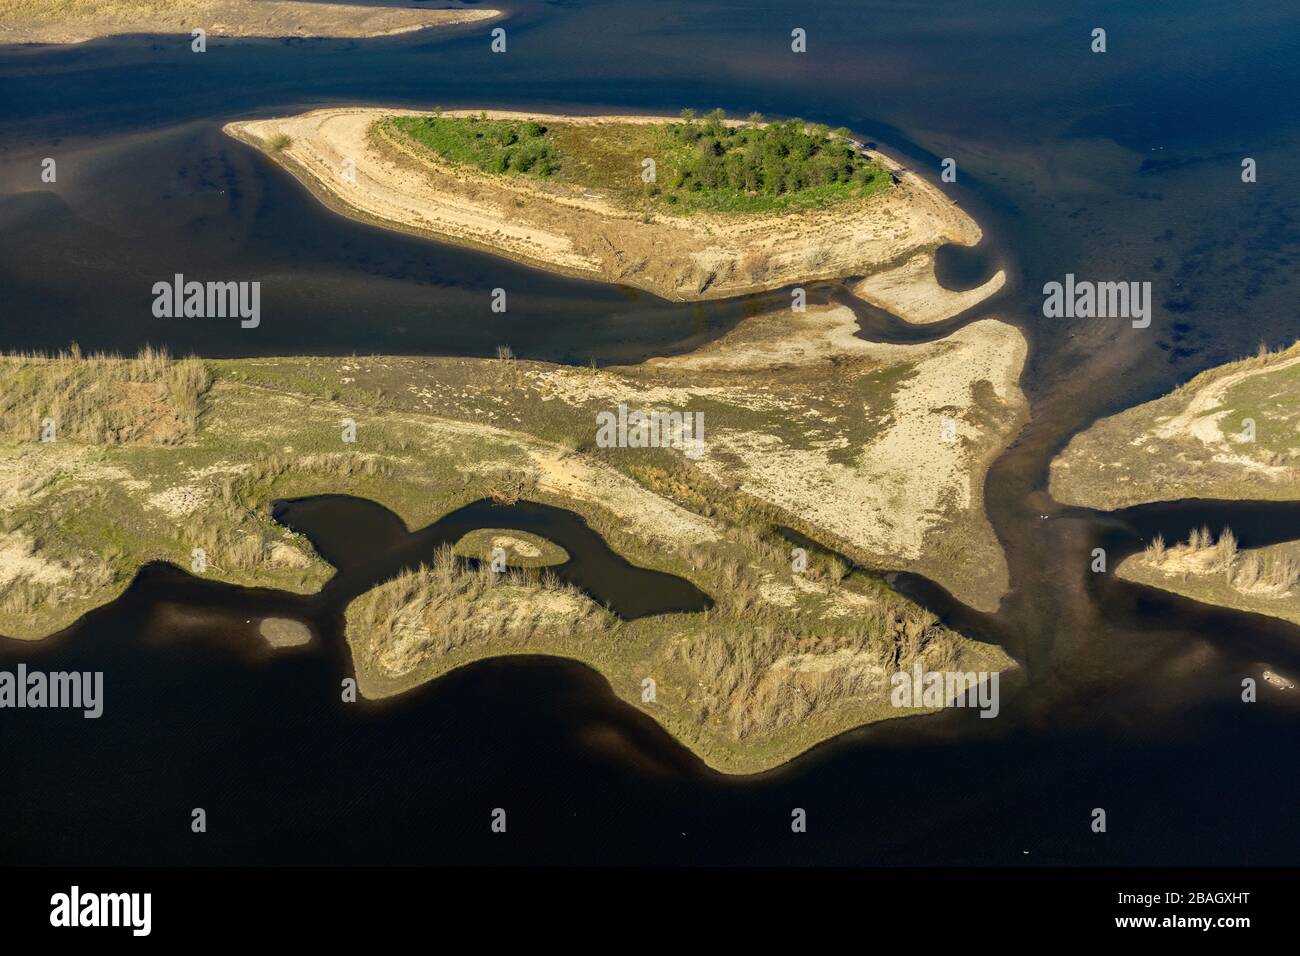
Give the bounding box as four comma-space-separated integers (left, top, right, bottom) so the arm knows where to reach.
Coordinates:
385, 109, 890, 214
388, 114, 560, 176
647, 109, 888, 212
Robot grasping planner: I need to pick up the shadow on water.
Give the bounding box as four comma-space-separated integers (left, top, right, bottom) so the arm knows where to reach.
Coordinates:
0, 130, 781, 364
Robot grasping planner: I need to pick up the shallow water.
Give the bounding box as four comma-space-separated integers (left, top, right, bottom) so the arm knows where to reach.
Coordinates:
2, 0, 1299, 864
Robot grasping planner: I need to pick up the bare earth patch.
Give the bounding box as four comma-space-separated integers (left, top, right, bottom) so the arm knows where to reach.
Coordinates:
452, 528, 569, 568
850, 251, 1006, 325
258, 616, 313, 647
536, 303, 1028, 609
0, 531, 73, 586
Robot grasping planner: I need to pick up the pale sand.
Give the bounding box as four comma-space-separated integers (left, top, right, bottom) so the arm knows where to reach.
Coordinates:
0, 1, 499, 45
224, 107, 988, 306
656, 306, 1026, 573
849, 251, 1006, 324
491, 535, 540, 558
530, 303, 1028, 608
0, 531, 72, 586
258, 616, 313, 647
381, 410, 724, 549
1150, 349, 1300, 447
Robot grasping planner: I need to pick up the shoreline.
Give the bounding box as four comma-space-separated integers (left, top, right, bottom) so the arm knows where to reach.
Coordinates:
0, 302, 1024, 773
1050, 341, 1300, 510
224, 106, 994, 313
1115, 528, 1300, 629
0, 2, 500, 46
1051, 343, 1300, 626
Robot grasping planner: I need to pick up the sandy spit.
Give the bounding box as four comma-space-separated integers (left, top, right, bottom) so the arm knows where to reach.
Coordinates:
850, 251, 1006, 325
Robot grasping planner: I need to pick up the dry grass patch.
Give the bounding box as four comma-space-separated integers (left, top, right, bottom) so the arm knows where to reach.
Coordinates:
1121, 527, 1300, 626
0, 346, 209, 446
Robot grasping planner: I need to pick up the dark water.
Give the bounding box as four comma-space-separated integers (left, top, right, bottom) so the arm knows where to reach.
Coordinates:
273, 494, 712, 616
2, 0, 1299, 864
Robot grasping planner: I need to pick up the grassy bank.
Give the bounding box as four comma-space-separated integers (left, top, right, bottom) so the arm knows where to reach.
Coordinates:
346, 541, 1004, 774
1051, 341, 1300, 509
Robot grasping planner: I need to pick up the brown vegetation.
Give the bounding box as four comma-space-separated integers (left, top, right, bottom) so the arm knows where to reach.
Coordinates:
1142, 525, 1299, 595
0, 346, 209, 446
347, 544, 614, 677
679, 599, 957, 740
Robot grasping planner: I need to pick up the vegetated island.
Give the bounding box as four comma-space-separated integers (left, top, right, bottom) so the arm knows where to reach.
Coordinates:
1051, 342, 1300, 625
224, 107, 1004, 308
0, 298, 1024, 773
0, 1, 499, 45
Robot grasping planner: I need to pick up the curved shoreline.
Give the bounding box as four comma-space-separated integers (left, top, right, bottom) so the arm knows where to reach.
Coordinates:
224, 106, 994, 313
0, 300, 1024, 772
0, 2, 500, 46
1051, 344, 1300, 625
0, 105, 1023, 775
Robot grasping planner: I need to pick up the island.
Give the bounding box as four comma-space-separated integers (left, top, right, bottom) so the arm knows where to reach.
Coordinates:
1051, 342, 1300, 625
224, 107, 996, 304
0, 107, 1028, 773
0, 1, 499, 46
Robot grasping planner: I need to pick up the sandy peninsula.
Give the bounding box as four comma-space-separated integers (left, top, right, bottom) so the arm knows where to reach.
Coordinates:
850, 251, 1006, 325
0, 1, 499, 45
1051, 341, 1300, 510
224, 107, 990, 309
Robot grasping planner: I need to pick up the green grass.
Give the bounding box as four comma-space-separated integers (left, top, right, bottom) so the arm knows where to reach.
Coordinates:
384, 109, 890, 215
388, 114, 560, 177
